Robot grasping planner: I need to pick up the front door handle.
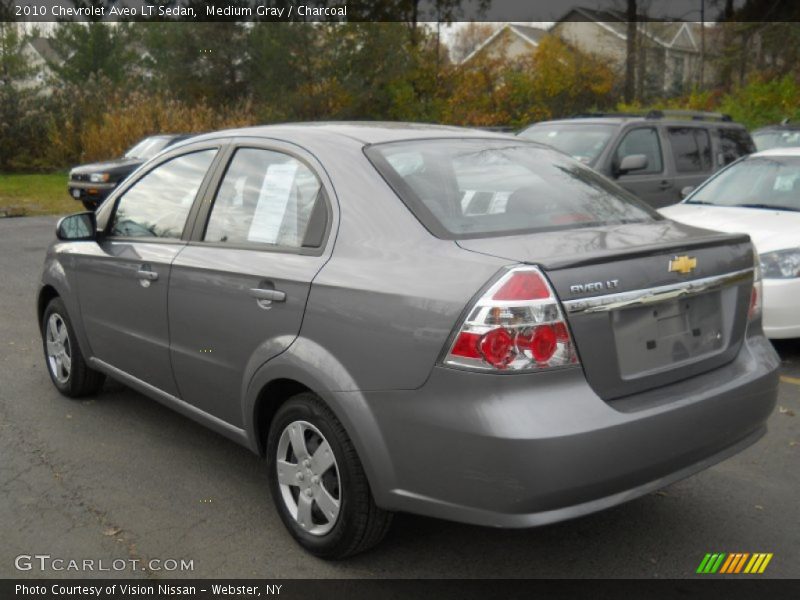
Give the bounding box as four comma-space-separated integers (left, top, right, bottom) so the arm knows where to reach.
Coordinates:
249, 288, 286, 303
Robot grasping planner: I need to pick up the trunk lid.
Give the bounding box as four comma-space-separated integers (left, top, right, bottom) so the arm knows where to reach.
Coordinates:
457, 220, 755, 401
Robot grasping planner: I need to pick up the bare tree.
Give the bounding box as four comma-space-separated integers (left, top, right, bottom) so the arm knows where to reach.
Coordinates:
624, 0, 637, 103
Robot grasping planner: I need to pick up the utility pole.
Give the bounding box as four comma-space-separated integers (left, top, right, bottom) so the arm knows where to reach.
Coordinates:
699, 0, 705, 88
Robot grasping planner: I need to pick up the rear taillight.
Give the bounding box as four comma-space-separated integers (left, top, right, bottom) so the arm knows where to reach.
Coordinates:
749, 248, 762, 322
443, 266, 579, 371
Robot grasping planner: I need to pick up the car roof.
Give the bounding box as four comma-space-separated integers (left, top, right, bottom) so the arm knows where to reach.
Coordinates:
182, 122, 514, 148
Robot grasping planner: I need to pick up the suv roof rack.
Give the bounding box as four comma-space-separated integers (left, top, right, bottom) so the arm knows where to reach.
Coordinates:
569, 112, 644, 119
568, 110, 733, 122
645, 109, 733, 122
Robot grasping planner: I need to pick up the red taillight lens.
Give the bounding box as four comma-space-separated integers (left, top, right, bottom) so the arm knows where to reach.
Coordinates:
479, 328, 514, 368
451, 331, 481, 359
492, 271, 550, 301
444, 266, 579, 372
529, 324, 557, 363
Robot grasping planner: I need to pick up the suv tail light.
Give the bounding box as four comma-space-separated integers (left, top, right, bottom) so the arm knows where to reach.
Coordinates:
749, 248, 762, 322
443, 266, 579, 371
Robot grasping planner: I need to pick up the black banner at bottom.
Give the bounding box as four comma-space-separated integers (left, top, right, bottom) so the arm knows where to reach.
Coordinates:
3, 579, 800, 600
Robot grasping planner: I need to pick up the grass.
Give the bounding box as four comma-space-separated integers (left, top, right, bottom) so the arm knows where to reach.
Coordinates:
0, 172, 77, 217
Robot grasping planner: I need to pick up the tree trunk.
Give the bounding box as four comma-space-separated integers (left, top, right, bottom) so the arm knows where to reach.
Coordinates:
624, 0, 637, 103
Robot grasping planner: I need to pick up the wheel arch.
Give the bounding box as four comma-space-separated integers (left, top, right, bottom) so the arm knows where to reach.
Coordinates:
244, 341, 397, 507
37, 284, 61, 332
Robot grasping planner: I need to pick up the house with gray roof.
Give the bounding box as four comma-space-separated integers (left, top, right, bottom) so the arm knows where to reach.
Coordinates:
551, 7, 706, 96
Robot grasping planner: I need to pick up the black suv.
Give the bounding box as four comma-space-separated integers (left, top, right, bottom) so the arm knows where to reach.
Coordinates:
518, 111, 755, 208
68, 134, 192, 210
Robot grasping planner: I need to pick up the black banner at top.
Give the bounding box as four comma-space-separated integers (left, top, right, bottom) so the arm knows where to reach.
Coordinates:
4, 0, 800, 23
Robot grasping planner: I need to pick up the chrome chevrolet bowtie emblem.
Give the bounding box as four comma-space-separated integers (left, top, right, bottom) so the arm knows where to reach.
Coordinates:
669, 255, 697, 274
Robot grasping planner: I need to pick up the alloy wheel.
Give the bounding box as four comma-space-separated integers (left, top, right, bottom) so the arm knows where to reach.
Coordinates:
275, 420, 341, 536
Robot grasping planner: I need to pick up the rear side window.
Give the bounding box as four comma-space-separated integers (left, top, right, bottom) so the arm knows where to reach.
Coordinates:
614, 127, 663, 174
366, 139, 657, 239
718, 128, 755, 165
668, 127, 712, 173
110, 149, 216, 239
204, 148, 325, 248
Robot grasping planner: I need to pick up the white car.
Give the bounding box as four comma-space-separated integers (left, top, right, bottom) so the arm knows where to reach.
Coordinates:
661, 148, 800, 339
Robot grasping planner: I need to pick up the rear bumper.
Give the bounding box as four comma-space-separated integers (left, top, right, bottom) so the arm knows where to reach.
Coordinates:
339, 334, 779, 528
762, 278, 800, 339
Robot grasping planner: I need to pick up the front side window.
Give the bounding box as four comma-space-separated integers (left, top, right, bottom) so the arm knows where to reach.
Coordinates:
110, 150, 216, 239
367, 139, 657, 239
204, 148, 324, 248
615, 127, 663, 174
668, 127, 712, 173
518, 123, 615, 165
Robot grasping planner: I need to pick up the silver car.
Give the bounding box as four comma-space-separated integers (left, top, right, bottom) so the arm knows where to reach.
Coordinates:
38, 123, 779, 558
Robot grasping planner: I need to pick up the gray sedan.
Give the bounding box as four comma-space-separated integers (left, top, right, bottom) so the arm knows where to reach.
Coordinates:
38, 123, 779, 558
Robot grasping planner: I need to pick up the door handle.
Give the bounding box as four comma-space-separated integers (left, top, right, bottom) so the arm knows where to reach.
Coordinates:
249, 288, 286, 303
136, 267, 158, 281
657, 180, 672, 190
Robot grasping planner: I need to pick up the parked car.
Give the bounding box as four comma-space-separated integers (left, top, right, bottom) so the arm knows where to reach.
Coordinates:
518, 110, 755, 208
68, 134, 192, 210
39, 123, 778, 558
751, 121, 800, 152
661, 147, 800, 339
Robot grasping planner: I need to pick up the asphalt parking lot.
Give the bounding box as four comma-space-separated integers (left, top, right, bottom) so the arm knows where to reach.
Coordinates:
0, 215, 798, 579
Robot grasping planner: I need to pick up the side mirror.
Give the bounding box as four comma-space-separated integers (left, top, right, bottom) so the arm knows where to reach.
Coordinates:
56, 212, 96, 241
680, 186, 695, 199
618, 154, 648, 175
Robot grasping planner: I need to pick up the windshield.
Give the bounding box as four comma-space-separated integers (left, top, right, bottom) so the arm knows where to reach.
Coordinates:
752, 130, 800, 152
688, 156, 800, 211
517, 123, 615, 164
124, 136, 173, 160
366, 139, 657, 239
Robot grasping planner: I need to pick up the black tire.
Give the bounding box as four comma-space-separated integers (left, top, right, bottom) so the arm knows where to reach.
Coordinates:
81, 200, 100, 211
42, 297, 104, 398
266, 392, 393, 559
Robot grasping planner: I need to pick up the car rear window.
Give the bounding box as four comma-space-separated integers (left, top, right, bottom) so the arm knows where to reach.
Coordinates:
365, 139, 658, 239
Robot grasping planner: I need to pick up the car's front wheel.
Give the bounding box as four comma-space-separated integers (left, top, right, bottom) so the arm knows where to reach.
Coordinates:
42, 297, 104, 397
267, 392, 392, 558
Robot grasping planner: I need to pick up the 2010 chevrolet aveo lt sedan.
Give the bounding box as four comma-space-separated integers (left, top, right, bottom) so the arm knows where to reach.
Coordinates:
38, 123, 779, 558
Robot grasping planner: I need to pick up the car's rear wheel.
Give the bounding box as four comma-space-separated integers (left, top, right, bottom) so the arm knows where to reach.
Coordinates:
267, 392, 392, 558
42, 297, 104, 397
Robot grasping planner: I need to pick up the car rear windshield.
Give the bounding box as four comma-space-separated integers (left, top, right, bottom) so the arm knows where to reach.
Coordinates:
125, 136, 174, 160
752, 129, 800, 152
366, 139, 657, 239
687, 156, 800, 212
517, 123, 615, 164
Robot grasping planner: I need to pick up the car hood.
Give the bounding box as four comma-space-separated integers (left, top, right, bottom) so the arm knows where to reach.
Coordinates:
660, 203, 800, 253
70, 157, 142, 176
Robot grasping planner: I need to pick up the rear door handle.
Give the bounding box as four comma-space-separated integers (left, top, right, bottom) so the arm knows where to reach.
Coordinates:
657, 180, 672, 190
249, 288, 286, 303
136, 266, 158, 281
